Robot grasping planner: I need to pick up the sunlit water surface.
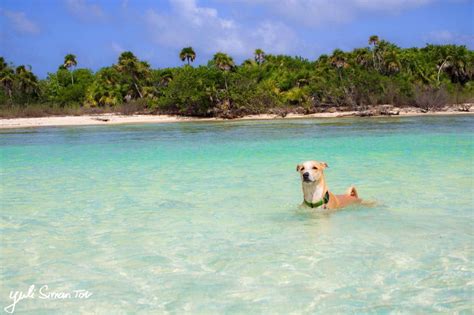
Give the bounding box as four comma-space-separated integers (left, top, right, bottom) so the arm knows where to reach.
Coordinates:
0, 116, 473, 314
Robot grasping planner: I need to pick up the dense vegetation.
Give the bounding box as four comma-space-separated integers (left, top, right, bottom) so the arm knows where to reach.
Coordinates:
1, 36, 473, 118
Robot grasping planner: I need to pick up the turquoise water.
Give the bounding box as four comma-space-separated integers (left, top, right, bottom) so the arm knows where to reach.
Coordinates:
0, 115, 473, 314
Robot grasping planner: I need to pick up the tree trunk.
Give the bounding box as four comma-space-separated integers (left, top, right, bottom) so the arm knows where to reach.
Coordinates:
223, 74, 231, 109
437, 58, 449, 85
224, 75, 228, 94
134, 81, 143, 99
376, 51, 383, 73
372, 50, 376, 70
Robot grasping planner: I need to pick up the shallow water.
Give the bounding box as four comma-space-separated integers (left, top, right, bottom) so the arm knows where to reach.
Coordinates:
0, 115, 473, 314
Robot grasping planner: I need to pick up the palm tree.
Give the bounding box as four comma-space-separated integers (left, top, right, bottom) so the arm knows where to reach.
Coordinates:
213, 52, 235, 109
15, 65, 39, 97
352, 48, 371, 68
0, 57, 6, 72
86, 67, 123, 107
213, 52, 234, 92
213, 52, 234, 72
158, 69, 173, 87
115, 51, 150, 99
0, 57, 14, 101
330, 50, 348, 68
330, 49, 349, 82
316, 54, 329, 65
63, 54, 77, 85
330, 49, 348, 69
254, 49, 265, 65
242, 59, 257, 67
368, 35, 379, 69
179, 47, 196, 66
375, 40, 401, 74
368, 35, 379, 46
382, 50, 401, 75
442, 45, 471, 84
433, 46, 451, 85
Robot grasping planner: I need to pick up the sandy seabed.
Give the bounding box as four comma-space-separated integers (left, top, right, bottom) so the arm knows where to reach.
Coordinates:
0, 110, 472, 129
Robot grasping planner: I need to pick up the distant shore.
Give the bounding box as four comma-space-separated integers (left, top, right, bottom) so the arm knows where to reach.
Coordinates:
1, 105, 472, 129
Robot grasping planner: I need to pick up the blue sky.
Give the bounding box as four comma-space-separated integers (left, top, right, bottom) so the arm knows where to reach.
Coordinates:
1, 0, 473, 77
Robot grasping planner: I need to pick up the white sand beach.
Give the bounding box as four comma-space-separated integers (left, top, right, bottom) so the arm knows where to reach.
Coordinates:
0, 109, 472, 129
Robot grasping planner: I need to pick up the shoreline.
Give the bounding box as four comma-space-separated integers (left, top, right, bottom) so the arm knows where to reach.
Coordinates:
0, 110, 473, 130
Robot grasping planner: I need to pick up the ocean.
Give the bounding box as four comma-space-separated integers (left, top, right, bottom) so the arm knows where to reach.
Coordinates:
1, 115, 472, 313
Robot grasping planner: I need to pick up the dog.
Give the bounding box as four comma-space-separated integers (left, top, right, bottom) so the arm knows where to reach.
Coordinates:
296, 160, 361, 209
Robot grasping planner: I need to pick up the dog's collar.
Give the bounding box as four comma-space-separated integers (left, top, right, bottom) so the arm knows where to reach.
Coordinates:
304, 191, 330, 208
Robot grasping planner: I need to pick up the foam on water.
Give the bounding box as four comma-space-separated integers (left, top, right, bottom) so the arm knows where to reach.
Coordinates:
0, 115, 473, 313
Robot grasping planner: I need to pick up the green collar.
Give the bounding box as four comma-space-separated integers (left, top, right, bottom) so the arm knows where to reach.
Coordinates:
304, 191, 330, 208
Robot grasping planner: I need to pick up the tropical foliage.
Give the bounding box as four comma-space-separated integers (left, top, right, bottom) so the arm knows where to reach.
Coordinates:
62, 54, 77, 85
179, 47, 196, 66
1, 38, 473, 117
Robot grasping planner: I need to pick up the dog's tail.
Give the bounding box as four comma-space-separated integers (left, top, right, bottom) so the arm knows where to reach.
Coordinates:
346, 186, 359, 198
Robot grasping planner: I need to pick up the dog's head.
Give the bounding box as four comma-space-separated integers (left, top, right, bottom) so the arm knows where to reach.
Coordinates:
296, 160, 328, 183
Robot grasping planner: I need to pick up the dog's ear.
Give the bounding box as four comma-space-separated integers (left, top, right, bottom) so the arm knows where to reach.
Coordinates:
296, 164, 302, 172
320, 162, 329, 169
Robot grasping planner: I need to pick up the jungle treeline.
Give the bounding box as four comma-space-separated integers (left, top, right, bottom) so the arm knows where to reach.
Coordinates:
1, 36, 473, 118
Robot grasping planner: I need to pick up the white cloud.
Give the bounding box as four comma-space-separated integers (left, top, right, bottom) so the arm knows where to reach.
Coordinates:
220, 0, 434, 26
272, 1, 354, 26
173, 0, 220, 26
354, 0, 432, 10
145, 0, 299, 60
429, 30, 456, 42
65, 0, 104, 20
1, 9, 40, 35
111, 42, 125, 54
253, 21, 298, 54
426, 30, 474, 47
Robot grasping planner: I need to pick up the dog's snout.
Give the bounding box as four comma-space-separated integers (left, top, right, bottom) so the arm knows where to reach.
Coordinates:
303, 172, 309, 178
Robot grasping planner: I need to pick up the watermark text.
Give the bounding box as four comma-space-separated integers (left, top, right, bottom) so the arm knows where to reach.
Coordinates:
4, 285, 92, 314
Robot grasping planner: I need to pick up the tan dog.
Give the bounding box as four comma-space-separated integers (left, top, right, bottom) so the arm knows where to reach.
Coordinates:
296, 160, 361, 209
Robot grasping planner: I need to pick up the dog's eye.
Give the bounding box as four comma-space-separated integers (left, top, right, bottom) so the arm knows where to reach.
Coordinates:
312, 166, 318, 170
300, 167, 304, 171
